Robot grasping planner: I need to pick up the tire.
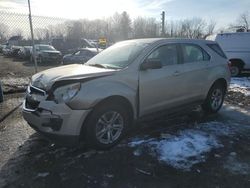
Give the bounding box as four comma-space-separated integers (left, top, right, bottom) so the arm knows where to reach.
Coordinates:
84, 103, 130, 149
202, 83, 226, 114
230, 65, 241, 77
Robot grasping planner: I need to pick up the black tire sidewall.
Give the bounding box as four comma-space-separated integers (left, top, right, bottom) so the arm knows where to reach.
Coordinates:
230, 66, 241, 77
202, 83, 226, 113
84, 103, 130, 149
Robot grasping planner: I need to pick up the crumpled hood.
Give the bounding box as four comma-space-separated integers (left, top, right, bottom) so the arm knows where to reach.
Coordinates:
31, 64, 116, 90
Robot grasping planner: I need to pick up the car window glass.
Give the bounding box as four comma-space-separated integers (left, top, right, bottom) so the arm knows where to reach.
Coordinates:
182, 44, 204, 63
207, 43, 227, 58
147, 45, 178, 66
74, 51, 81, 55
203, 50, 210, 61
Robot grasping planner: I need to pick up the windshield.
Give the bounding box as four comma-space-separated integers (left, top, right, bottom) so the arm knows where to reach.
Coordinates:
36, 45, 55, 51
85, 41, 148, 69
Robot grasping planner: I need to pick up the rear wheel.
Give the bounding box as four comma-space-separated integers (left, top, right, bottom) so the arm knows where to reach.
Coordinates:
230, 65, 241, 77
202, 83, 226, 113
84, 103, 130, 149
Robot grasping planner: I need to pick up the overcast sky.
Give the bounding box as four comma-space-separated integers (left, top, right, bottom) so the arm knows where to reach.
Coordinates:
0, 0, 249, 28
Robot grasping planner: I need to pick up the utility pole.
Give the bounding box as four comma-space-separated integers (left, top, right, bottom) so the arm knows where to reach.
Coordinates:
0, 81, 3, 103
28, 0, 38, 73
161, 11, 165, 37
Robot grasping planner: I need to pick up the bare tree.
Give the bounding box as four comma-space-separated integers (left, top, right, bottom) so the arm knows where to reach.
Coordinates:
239, 11, 249, 31
203, 20, 216, 39
0, 23, 9, 41
34, 28, 48, 40
229, 11, 250, 32
11, 28, 23, 38
132, 17, 160, 38
120, 11, 132, 40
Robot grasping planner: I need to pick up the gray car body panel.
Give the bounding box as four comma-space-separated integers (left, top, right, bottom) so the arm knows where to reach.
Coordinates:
22, 38, 231, 143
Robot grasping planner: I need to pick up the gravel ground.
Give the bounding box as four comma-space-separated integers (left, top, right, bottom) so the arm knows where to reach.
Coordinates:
0, 94, 24, 124
0, 55, 60, 93
0, 103, 250, 188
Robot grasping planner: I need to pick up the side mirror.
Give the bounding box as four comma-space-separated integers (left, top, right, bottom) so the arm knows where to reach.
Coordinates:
140, 59, 162, 70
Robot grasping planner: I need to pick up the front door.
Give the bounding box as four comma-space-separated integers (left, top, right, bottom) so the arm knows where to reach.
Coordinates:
139, 44, 184, 116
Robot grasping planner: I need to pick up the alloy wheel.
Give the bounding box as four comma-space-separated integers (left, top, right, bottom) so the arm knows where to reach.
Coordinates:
95, 111, 124, 145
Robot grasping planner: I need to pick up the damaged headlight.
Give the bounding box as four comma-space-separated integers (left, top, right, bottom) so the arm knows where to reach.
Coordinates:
53, 83, 81, 103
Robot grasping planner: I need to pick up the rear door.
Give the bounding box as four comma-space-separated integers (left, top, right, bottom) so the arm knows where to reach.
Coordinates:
178, 43, 211, 101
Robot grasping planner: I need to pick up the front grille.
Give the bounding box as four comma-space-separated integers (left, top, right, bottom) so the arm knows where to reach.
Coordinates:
25, 85, 46, 110
49, 53, 58, 57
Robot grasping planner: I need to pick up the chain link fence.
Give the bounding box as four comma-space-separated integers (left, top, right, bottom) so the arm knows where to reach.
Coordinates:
0, 10, 68, 46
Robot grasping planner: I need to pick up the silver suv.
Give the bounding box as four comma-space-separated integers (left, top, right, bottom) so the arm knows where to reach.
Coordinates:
22, 38, 231, 149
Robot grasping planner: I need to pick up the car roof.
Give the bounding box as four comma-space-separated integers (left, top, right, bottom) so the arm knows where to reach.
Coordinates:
118, 38, 216, 45
35, 44, 51, 47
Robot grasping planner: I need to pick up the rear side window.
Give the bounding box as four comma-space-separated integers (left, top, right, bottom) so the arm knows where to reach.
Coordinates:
207, 43, 227, 58
181, 44, 210, 63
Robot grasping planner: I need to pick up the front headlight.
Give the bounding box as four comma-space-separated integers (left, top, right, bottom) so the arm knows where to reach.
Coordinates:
53, 83, 81, 103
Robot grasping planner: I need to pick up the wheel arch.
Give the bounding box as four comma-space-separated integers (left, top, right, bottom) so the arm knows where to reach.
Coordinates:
229, 58, 245, 68
211, 78, 228, 91
79, 95, 134, 140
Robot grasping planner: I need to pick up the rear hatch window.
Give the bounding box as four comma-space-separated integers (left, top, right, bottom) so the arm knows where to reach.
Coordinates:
207, 43, 227, 58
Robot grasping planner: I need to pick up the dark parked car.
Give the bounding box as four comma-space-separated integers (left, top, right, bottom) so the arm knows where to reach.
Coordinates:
62, 48, 99, 65
30, 44, 62, 63
18, 46, 32, 59
0, 44, 7, 54
10, 46, 22, 57
2, 45, 12, 56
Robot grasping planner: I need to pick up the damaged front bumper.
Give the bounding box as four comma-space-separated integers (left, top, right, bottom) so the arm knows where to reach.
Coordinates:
22, 85, 91, 145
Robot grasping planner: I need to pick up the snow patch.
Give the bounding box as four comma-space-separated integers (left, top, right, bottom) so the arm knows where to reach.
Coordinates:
199, 121, 236, 136
1, 77, 29, 87
37, 172, 50, 178
129, 121, 250, 171
230, 77, 250, 96
152, 130, 222, 170
129, 129, 223, 170
224, 155, 250, 175
1, 77, 29, 92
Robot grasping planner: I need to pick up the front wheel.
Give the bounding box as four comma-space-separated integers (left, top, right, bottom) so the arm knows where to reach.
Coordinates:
202, 83, 226, 114
84, 103, 130, 149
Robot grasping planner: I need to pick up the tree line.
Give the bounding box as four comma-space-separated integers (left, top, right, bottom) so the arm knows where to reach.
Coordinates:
0, 11, 250, 43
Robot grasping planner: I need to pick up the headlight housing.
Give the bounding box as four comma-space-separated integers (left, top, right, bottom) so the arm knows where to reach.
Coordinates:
53, 83, 81, 103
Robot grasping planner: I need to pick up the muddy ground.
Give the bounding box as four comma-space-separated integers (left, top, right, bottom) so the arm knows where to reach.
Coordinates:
0, 55, 250, 188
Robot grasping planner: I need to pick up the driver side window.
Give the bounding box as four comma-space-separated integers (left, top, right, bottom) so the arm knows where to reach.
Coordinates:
147, 44, 178, 66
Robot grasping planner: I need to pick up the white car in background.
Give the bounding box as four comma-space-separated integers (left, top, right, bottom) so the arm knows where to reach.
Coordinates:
215, 32, 250, 76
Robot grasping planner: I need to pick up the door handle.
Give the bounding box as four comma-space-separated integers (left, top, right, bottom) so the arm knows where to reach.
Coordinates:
173, 71, 180, 76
